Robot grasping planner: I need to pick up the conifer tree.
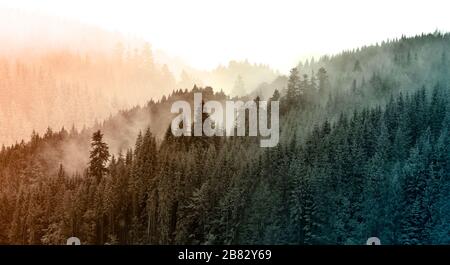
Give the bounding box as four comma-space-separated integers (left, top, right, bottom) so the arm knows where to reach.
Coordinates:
89, 130, 110, 183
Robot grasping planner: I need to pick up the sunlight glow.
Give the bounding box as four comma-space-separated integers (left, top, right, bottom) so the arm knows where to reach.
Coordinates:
0, 0, 449, 72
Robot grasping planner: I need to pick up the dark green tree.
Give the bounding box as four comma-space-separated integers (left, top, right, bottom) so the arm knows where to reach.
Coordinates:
89, 130, 110, 182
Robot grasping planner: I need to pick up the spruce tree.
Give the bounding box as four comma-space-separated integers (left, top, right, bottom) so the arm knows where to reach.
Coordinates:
89, 130, 110, 183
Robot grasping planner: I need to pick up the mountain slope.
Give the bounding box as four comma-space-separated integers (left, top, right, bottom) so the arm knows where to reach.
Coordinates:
0, 33, 449, 244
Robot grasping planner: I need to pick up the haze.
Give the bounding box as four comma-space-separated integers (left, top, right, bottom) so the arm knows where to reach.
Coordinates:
1, 0, 449, 73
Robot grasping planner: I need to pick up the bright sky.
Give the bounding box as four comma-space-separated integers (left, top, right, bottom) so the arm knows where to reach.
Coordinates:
0, 0, 449, 73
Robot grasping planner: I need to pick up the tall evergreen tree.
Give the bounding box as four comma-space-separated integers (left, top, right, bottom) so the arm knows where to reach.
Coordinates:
89, 130, 110, 183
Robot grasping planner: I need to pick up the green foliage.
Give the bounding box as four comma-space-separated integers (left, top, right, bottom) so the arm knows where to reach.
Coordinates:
89, 130, 110, 183
1, 34, 450, 245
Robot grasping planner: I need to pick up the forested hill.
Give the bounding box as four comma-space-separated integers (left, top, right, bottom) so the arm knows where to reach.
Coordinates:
0, 10, 281, 146
256, 32, 450, 104
0, 33, 449, 244
0, 86, 228, 174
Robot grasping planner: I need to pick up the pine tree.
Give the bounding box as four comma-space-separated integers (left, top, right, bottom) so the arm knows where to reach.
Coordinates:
270, 89, 280, 102
317, 67, 328, 96
89, 130, 110, 183
286, 67, 300, 106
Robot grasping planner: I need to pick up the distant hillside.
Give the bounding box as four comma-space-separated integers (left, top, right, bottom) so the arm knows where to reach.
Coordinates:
300, 32, 450, 103
252, 32, 450, 107
154, 56, 281, 98
181, 60, 280, 96
0, 9, 280, 146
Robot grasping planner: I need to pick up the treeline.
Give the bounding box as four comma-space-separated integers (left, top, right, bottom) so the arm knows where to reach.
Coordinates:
253, 32, 450, 106
179, 60, 280, 98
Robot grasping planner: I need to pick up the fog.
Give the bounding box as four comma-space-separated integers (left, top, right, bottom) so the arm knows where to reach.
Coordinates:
0, 9, 280, 149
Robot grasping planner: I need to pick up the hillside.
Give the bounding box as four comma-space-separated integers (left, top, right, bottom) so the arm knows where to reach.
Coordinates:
0, 9, 280, 146
0, 33, 449, 244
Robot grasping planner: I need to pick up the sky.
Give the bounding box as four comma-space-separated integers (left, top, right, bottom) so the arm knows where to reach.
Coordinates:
0, 0, 449, 73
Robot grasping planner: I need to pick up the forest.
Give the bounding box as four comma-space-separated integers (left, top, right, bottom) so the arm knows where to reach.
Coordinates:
0, 9, 279, 146
0, 32, 449, 245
